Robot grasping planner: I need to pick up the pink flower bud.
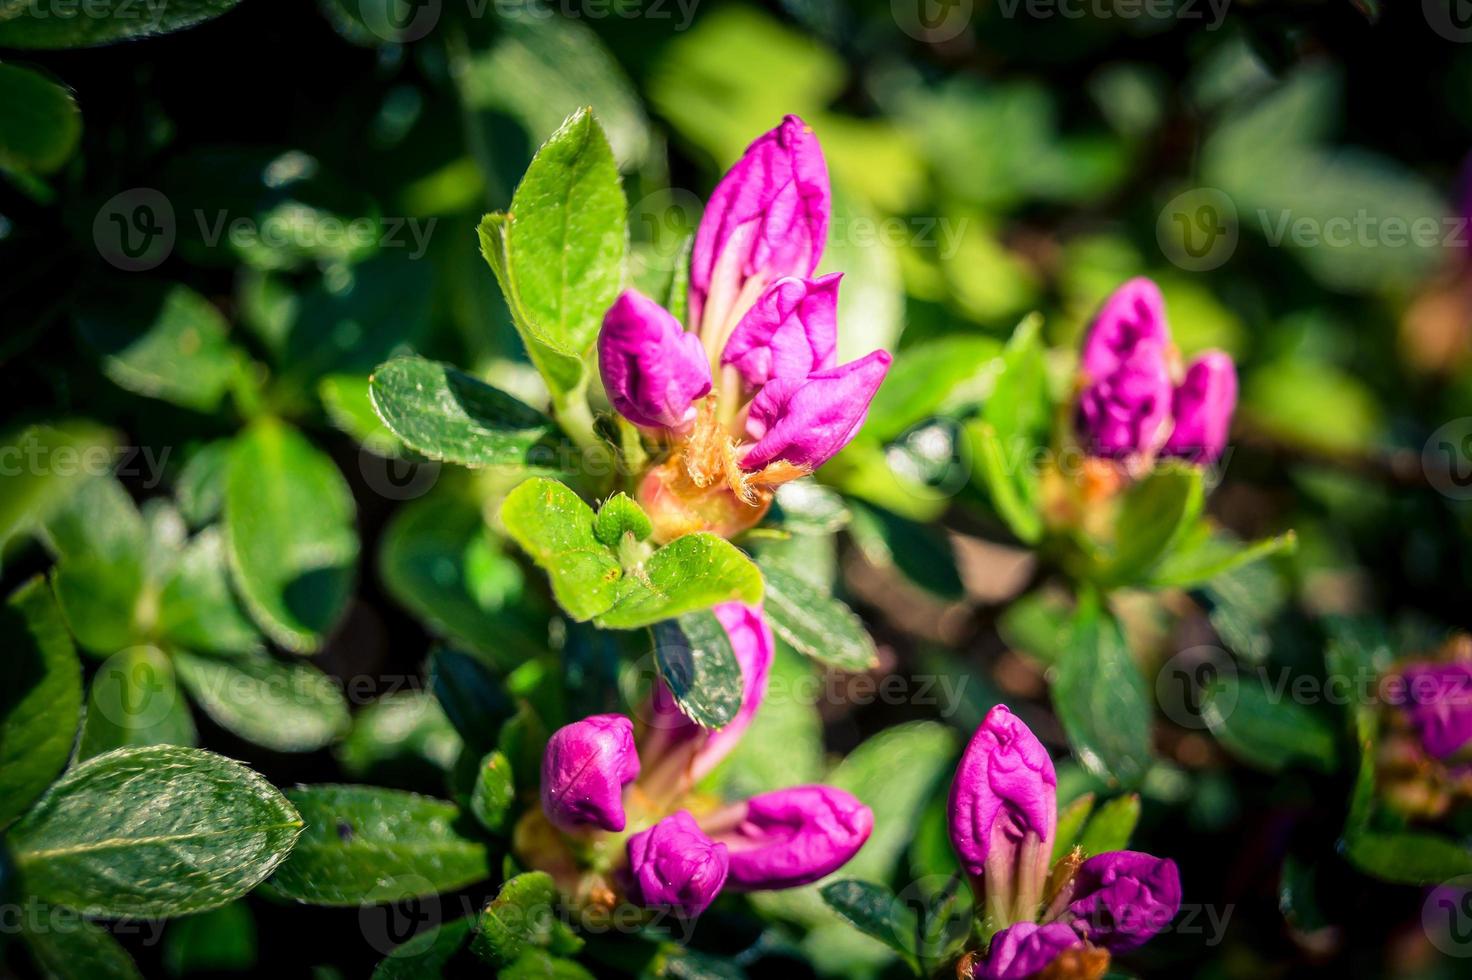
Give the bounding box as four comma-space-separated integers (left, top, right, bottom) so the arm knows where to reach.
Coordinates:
690, 115, 829, 344
741, 350, 892, 471
1399, 662, 1472, 759
1076, 277, 1174, 458
976, 921, 1087, 980
720, 274, 841, 389
540, 714, 640, 833
598, 290, 712, 431
1161, 351, 1237, 464
1065, 850, 1182, 952
706, 786, 874, 891
625, 811, 730, 917
948, 705, 1057, 922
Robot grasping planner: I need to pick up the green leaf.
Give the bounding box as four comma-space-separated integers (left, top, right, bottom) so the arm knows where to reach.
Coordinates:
968, 421, 1042, 545
267, 785, 492, 905
501, 107, 627, 358
1146, 529, 1297, 589
1052, 591, 1151, 788
372, 917, 474, 980
429, 648, 515, 755
337, 691, 462, 783
716, 642, 823, 799
75, 283, 241, 412
471, 871, 583, 968
0, 63, 80, 174
156, 528, 264, 656
0, 422, 116, 561
10, 745, 303, 918
819, 880, 917, 967
593, 492, 652, 548
78, 646, 197, 760
51, 555, 146, 654
767, 480, 850, 535
863, 336, 1003, 443
1344, 831, 1472, 885
320, 373, 400, 456
369, 357, 564, 470
477, 214, 584, 396
847, 503, 963, 601
1051, 793, 1096, 863
1097, 463, 1203, 585
1076, 794, 1141, 856
1201, 673, 1338, 773
173, 649, 350, 753
224, 419, 358, 652
757, 561, 877, 671
0, 578, 82, 827
22, 909, 143, 980
595, 533, 763, 630
175, 440, 232, 528
652, 610, 743, 729
983, 313, 1050, 452
42, 474, 144, 565
0, 0, 242, 47
162, 902, 257, 976
499, 951, 596, 979
379, 484, 544, 670
470, 751, 515, 835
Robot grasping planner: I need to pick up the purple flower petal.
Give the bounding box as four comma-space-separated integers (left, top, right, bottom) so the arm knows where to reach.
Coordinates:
707, 785, 874, 891
1161, 351, 1237, 464
1400, 662, 1472, 759
690, 115, 829, 341
540, 714, 640, 832
1065, 850, 1182, 952
625, 811, 730, 917
598, 289, 712, 430
948, 705, 1057, 879
1080, 277, 1169, 383
741, 350, 891, 471
1076, 278, 1175, 458
721, 274, 841, 389
976, 921, 1086, 980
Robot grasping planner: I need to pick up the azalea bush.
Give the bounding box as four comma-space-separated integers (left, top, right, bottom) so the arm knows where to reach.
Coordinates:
4, 2, 1472, 979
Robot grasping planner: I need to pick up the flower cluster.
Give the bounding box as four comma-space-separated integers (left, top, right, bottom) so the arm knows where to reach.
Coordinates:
1378, 635, 1472, 817
950, 706, 1181, 979
598, 115, 892, 542
1076, 278, 1237, 466
521, 602, 873, 918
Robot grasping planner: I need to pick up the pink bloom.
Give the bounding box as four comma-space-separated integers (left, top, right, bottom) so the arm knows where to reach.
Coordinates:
1066, 850, 1182, 952
540, 714, 640, 832
625, 811, 730, 917
976, 921, 1087, 980
708, 786, 875, 891
1399, 662, 1472, 759
1161, 351, 1237, 464
741, 350, 892, 470
721, 273, 841, 389
599, 290, 712, 430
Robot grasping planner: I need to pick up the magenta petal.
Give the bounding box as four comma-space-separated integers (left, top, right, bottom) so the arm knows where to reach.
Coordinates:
644, 602, 776, 781
690, 115, 830, 335
1065, 850, 1182, 952
741, 350, 891, 471
1161, 351, 1237, 464
1080, 277, 1169, 383
721, 273, 841, 388
976, 921, 1085, 980
540, 714, 640, 832
625, 811, 730, 917
711, 786, 874, 891
1076, 338, 1174, 458
598, 289, 712, 430
948, 705, 1057, 882
1400, 662, 1472, 759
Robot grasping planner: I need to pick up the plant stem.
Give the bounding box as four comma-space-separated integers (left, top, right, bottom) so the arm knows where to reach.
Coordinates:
553, 383, 603, 456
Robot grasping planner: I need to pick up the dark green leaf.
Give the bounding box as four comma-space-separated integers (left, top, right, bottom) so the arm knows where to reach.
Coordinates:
156, 528, 264, 656
758, 561, 876, 671
78, 646, 197, 760
1345, 831, 1472, 885
470, 751, 515, 835
429, 648, 515, 755
471, 871, 583, 968
10, 745, 303, 918
22, 909, 142, 980
1098, 463, 1203, 585
0, 578, 82, 827
173, 649, 350, 753
163, 903, 257, 977
847, 503, 963, 601
267, 785, 491, 905
370, 356, 564, 470
0, 0, 242, 48
1052, 591, 1151, 789
1202, 673, 1338, 773
0, 63, 80, 174
337, 691, 462, 784
1076, 794, 1140, 855
224, 418, 358, 652
372, 917, 475, 979
652, 610, 743, 729
819, 880, 916, 966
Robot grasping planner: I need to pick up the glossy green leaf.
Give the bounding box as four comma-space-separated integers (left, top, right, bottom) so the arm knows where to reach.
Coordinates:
1076, 794, 1140, 855
592, 492, 652, 548
0, 578, 82, 827
22, 910, 143, 980
75, 283, 240, 412
652, 610, 743, 729
1052, 591, 1151, 789
471, 871, 583, 968
9, 745, 303, 918
470, 750, 515, 835
0, 422, 115, 561
819, 880, 917, 967
477, 214, 584, 396
429, 648, 515, 755
267, 785, 491, 905
758, 561, 876, 671
0, 0, 242, 47
173, 649, 350, 753
595, 533, 764, 630
1146, 528, 1296, 589
77, 646, 197, 760
156, 528, 264, 656
1051, 793, 1096, 863
337, 691, 462, 784
1345, 831, 1472, 885
372, 917, 475, 980
0, 63, 80, 174
224, 419, 358, 652
1202, 673, 1338, 773
369, 356, 564, 470
1098, 463, 1203, 585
